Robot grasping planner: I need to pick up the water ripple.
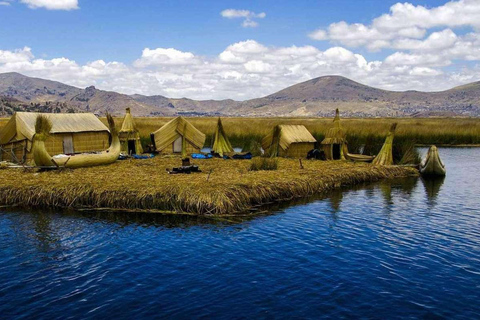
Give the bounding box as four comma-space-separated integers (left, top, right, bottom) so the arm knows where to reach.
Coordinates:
0, 148, 480, 319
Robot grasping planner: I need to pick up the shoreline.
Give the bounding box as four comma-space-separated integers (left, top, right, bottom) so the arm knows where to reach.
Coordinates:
0, 158, 418, 215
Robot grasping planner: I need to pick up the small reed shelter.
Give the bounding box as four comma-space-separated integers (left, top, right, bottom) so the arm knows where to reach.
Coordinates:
119, 108, 143, 155
212, 118, 233, 157
150, 116, 205, 155
321, 109, 347, 160
262, 124, 316, 158
0, 112, 110, 164
372, 123, 397, 166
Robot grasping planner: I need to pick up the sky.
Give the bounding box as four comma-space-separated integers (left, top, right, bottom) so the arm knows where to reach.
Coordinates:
0, 0, 479, 100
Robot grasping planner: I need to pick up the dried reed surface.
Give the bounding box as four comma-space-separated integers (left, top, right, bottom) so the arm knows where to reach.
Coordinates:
0, 157, 417, 215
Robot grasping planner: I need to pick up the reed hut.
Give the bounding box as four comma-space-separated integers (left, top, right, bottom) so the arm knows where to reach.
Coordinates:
372, 123, 397, 166
119, 108, 143, 155
0, 112, 110, 164
262, 125, 316, 158
150, 116, 205, 155
212, 118, 233, 157
321, 109, 347, 160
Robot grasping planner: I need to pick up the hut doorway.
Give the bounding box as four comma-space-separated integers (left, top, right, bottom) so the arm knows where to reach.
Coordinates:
63, 135, 74, 154
332, 144, 341, 160
173, 136, 182, 153
127, 140, 136, 155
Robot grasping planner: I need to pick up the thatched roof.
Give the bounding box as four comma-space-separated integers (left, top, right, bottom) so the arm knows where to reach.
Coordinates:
262, 124, 316, 152
120, 108, 139, 133
212, 118, 233, 156
321, 109, 346, 145
0, 112, 109, 145
151, 116, 206, 152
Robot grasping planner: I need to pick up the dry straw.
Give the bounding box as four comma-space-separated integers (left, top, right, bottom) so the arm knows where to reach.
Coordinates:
0, 157, 417, 215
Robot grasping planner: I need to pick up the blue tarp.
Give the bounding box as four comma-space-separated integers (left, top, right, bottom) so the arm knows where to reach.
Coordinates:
132, 154, 155, 159
192, 153, 213, 159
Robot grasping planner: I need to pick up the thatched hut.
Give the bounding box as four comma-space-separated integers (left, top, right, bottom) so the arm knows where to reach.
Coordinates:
262, 125, 316, 158
321, 109, 347, 160
150, 116, 205, 155
119, 108, 143, 155
212, 118, 233, 157
372, 123, 397, 166
0, 112, 110, 164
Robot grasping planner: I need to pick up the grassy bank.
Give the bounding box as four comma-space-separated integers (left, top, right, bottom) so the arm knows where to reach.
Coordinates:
0, 157, 417, 215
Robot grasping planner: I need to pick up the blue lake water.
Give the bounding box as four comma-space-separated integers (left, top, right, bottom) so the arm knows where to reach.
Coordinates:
1, 148, 480, 319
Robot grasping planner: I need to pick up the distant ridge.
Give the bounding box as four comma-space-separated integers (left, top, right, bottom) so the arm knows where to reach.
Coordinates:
1, 72, 479, 117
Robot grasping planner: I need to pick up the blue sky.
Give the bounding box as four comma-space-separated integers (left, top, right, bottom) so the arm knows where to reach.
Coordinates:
0, 0, 479, 100
0, 0, 404, 63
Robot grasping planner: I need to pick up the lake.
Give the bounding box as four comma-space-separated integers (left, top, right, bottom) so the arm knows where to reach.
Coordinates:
1, 148, 479, 319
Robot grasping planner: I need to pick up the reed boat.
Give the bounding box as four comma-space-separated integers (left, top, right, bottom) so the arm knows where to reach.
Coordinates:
345, 153, 375, 163
33, 114, 121, 169
420, 145, 446, 176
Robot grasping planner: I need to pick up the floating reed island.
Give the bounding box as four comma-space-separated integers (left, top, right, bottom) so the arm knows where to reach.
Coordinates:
0, 158, 417, 215
0, 109, 422, 215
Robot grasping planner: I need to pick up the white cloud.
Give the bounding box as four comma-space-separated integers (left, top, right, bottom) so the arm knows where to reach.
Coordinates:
0, 1, 11, 6
134, 48, 198, 67
0, 41, 478, 100
0, 47, 33, 64
309, 0, 480, 51
242, 19, 258, 28
221, 9, 266, 28
20, 0, 78, 10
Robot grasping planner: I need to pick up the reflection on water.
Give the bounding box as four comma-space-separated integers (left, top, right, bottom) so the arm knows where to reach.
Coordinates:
422, 176, 445, 207
1, 148, 480, 319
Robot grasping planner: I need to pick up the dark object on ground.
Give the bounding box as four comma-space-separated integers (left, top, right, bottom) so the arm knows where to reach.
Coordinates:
182, 158, 191, 166
307, 149, 326, 160
144, 144, 157, 153
232, 152, 253, 160
167, 165, 202, 174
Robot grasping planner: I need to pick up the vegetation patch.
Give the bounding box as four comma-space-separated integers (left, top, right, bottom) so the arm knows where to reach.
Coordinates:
249, 157, 278, 171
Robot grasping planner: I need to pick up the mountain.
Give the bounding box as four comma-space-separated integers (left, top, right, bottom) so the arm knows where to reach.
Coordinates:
0, 72, 171, 116
224, 76, 480, 117
1, 72, 479, 117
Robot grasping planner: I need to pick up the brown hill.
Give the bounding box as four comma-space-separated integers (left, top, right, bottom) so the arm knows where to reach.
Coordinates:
226, 76, 480, 117
0, 73, 170, 116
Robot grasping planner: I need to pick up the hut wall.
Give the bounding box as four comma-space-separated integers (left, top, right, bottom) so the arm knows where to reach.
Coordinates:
280, 142, 314, 158
119, 132, 143, 154
160, 140, 200, 154
1, 131, 110, 163
322, 144, 333, 160
322, 143, 346, 160
42, 132, 109, 155
71, 132, 110, 154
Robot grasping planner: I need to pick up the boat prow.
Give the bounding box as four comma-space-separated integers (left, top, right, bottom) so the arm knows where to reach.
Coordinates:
420, 145, 446, 176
